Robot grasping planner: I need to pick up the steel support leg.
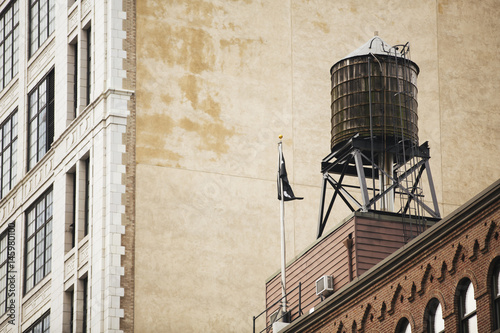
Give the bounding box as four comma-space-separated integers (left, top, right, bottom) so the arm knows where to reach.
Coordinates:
317, 175, 328, 238
425, 160, 440, 218
354, 150, 370, 212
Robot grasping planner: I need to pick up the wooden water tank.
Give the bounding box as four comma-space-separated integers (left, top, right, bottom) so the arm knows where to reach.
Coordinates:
330, 37, 419, 151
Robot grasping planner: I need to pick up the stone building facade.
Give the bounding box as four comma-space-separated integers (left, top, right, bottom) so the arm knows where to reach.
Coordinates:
0, 0, 134, 331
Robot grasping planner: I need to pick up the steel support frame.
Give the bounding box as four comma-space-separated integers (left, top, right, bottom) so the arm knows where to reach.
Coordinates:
317, 144, 440, 238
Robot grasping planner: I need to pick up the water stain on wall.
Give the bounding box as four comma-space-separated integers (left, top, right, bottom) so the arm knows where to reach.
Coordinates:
137, 0, 264, 165
313, 21, 330, 34
139, 23, 216, 74
137, 113, 183, 164
137, 113, 175, 147
178, 74, 234, 154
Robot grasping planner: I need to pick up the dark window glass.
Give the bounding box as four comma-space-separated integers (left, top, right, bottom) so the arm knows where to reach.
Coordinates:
82, 277, 88, 332
86, 27, 91, 105
25, 188, 52, 293
84, 157, 89, 236
70, 289, 74, 333
73, 41, 78, 117
28, 70, 54, 170
71, 171, 76, 248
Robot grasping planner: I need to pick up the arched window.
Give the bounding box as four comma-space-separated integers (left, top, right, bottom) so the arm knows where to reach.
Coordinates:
426, 298, 444, 333
493, 262, 500, 330
352, 320, 357, 333
459, 279, 477, 333
396, 317, 411, 333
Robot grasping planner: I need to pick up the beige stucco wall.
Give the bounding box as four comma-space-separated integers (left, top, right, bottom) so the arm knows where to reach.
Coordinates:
135, 0, 500, 331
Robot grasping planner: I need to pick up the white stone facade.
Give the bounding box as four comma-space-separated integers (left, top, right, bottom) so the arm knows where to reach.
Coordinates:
0, 0, 130, 332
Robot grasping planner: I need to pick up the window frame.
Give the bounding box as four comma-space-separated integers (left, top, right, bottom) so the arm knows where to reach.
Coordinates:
0, 109, 18, 199
27, 69, 54, 171
0, 0, 19, 90
28, 0, 55, 57
23, 310, 50, 333
24, 187, 53, 294
396, 317, 411, 333
459, 279, 477, 333
493, 262, 500, 331
426, 298, 445, 333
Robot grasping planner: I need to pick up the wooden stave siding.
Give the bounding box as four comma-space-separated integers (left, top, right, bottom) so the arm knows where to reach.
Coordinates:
355, 217, 426, 275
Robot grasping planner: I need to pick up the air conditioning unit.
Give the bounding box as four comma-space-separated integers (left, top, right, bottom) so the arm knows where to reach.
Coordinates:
316, 275, 334, 297
272, 321, 289, 333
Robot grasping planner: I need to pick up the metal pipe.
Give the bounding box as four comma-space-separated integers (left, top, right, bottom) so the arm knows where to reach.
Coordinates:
343, 234, 353, 282
368, 57, 376, 210
298, 282, 302, 316
379, 152, 394, 211
278, 141, 287, 314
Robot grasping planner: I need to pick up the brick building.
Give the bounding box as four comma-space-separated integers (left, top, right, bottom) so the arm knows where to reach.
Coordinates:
265, 179, 500, 332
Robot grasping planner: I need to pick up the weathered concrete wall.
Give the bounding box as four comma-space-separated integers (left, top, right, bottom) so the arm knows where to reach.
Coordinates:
135, 0, 500, 331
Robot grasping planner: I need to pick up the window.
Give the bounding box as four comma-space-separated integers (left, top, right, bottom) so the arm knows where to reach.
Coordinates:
396, 318, 411, 333
85, 27, 91, 105
0, 111, 17, 198
72, 41, 78, 117
0, 224, 14, 316
0, 0, 19, 90
25, 188, 52, 293
24, 311, 50, 333
28, 70, 54, 170
63, 287, 74, 332
493, 262, 500, 330
65, 170, 76, 252
427, 298, 445, 333
84, 157, 89, 236
459, 279, 477, 333
70, 289, 74, 333
81, 277, 88, 332
29, 0, 55, 57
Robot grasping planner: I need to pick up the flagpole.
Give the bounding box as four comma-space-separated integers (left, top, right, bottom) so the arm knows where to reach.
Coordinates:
278, 135, 287, 315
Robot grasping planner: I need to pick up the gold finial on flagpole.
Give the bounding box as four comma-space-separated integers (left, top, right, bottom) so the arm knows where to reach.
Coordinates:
279, 135, 283, 140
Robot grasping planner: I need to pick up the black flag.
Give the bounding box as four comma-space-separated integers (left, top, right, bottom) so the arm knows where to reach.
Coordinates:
278, 154, 303, 201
